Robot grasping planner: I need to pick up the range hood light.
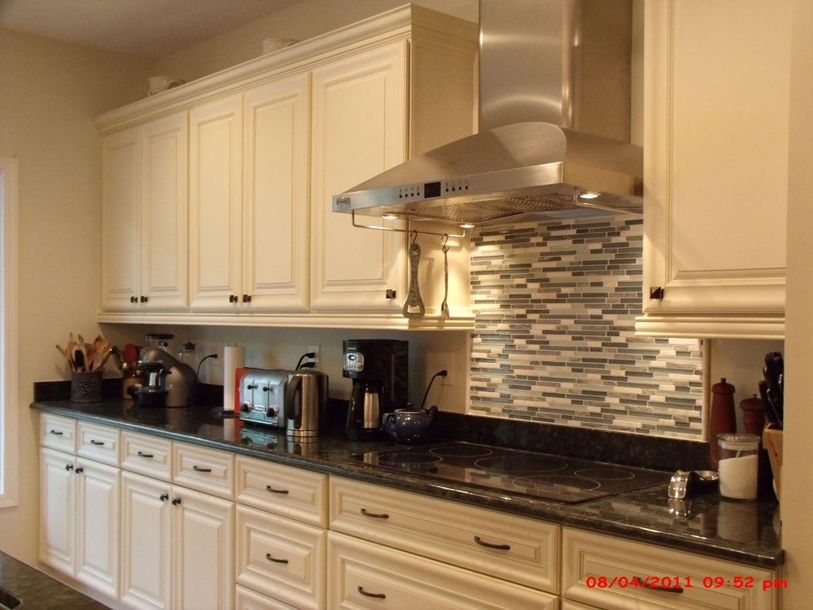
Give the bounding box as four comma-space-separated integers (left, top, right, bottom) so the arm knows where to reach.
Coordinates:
460, 223, 476, 229
579, 191, 601, 200
382, 213, 399, 220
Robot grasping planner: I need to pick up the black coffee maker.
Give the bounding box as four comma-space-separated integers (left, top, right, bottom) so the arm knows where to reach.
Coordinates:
343, 339, 408, 441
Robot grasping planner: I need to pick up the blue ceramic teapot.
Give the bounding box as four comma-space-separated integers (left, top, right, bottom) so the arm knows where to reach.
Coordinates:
382, 405, 438, 444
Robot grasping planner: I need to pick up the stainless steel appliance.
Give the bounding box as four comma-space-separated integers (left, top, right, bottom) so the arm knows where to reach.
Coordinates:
285, 369, 329, 439
139, 334, 198, 407
333, 0, 642, 227
238, 368, 329, 438
238, 369, 288, 427
343, 339, 408, 441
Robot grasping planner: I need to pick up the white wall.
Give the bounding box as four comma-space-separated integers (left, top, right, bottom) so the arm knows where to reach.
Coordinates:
154, 0, 477, 82
0, 28, 152, 563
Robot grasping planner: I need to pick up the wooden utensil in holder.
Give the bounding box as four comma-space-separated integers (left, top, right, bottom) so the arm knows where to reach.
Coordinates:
762, 426, 783, 498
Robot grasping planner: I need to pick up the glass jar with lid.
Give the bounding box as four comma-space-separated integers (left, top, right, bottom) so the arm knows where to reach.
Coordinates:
717, 433, 760, 500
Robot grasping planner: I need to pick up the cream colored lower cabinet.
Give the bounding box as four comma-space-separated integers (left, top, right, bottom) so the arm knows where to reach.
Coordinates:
236, 505, 326, 610
327, 531, 557, 609
562, 528, 778, 610
329, 477, 560, 593
39, 447, 121, 599
120, 470, 235, 610
236, 585, 298, 610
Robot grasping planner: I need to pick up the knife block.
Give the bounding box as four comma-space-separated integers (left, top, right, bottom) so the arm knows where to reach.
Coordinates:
762, 426, 783, 499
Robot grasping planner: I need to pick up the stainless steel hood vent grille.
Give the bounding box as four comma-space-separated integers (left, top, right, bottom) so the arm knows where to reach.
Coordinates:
332, 0, 642, 228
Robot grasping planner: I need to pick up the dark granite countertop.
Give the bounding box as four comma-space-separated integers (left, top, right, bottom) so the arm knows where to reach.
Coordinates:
31, 400, 783, 568
0, 551, 107, 609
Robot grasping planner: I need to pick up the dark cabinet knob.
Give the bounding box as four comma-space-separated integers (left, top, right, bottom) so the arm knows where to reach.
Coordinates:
160, 493, 169, 502
649, 286, 665, 300
385, 289, 397, 299
242, 294, 252, 303
65, 464, 74, 471
75, 467, 84, 474
229, 294, 238, 303
140, 295, 149, 303
130, 296, 138, 303
171, 497, 182, 506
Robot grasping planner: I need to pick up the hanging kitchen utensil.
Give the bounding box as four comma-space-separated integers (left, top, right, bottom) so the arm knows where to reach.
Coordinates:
402, 232, 425, 318
440, 234, 450, 319
55, 344, 75, 372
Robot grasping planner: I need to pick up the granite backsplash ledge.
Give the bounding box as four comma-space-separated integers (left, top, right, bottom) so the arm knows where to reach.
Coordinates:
469, 217, 704, 441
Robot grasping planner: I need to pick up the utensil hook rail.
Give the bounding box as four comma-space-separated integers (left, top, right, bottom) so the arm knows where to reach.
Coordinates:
351, 210, 467, 239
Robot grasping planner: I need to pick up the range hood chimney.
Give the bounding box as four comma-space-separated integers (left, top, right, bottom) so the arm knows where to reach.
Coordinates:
333, 0, 643, 228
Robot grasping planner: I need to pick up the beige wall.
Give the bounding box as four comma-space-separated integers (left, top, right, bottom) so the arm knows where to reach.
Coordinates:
779, 0, 813, 603
154, 0, 476, 82
0, 28, 152, 563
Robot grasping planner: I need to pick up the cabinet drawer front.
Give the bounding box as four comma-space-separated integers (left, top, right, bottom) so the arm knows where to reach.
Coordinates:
329, 477, 559, 593
41, 414, 77, 453
122, 431, 172, 481
562, 528, 777, 610
77, 422, 120, 465
328, 531, 557, 610
173, 442, 234, 499
236, 456, 327, 526
236, 505, 325, 610
236, 585, 298, 610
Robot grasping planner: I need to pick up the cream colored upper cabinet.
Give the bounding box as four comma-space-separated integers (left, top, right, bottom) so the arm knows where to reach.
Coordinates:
243, 74, 310, 312
101, 114, 188, 312
101, 128, 141, 311
189, 94, 244, 311
310, 42, 408, 312
638, 0, 791, 339
140, 113, 189, 311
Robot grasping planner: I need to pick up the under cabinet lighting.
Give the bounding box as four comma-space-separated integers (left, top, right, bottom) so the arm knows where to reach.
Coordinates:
579, 191, 600, 200
382, 213, 399, 220
460, 223, 475, 229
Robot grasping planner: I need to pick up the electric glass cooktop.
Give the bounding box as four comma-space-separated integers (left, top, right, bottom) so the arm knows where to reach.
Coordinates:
352, 442, 670, 504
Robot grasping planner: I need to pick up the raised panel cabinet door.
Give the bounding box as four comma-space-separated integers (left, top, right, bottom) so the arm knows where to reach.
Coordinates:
121, 471, 172, 610
189, 94, 244, 312
310, 42, 408, 312
141, 112, 189, 311
243, 74, 310, 312
641, 1, 791, 334
172, 486, 235, 610
75, 457, 120, 599
39, 448, 75, 574
101, 127, 141, 311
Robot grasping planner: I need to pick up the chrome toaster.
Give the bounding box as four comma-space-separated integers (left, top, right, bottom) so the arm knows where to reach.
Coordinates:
238, 369, 288, 427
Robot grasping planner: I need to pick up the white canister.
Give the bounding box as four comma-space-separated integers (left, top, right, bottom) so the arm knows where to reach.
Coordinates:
717, 433, 760, 500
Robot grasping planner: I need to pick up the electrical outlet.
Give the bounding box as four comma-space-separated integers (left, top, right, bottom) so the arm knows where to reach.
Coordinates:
439, 366, 452, 386
306, 344, 320, 366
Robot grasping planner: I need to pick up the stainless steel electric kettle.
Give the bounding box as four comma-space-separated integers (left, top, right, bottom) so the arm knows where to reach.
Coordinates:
284, 369, 328, 439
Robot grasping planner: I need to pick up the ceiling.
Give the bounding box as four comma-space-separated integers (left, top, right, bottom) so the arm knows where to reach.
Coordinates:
0, 0, 303, 59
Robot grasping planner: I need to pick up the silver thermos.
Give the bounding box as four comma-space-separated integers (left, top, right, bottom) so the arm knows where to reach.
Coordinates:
284, 370, 328, 439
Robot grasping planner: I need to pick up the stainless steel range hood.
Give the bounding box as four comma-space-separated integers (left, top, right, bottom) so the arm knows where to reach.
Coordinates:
333, 0, 642, 227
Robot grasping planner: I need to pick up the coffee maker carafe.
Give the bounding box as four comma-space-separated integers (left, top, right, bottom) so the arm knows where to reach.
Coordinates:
343, 339, 408, 441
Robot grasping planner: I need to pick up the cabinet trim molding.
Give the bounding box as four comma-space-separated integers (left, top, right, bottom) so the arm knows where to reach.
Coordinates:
635, 314, 784, 339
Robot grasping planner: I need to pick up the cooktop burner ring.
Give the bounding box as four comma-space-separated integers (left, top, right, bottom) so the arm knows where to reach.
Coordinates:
376, 452, 442, 467
473, 455, 569, 474
514, 474, 602, 492
573, 467, 636, 481
428, 445, 494, 458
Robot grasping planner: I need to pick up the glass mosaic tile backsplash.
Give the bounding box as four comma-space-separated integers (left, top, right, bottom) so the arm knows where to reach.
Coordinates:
469, 217, 704, 440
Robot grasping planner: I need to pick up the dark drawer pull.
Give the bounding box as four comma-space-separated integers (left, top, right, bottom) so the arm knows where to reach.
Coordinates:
137, 451, 154, 458
633, 577, 684, 594
49, 429, 64, 436
192, 465, 212, 472
75, 467, 84, 474
266, 485, 289, 495
358, 586, 386, 599
89, 440, 105, 446
360, 508, 389, 520
474, 536, 510, 551
172, 497, 182, 506
265, 553, 289, 564
65, 464, 74, 471
160, 493, 169, 502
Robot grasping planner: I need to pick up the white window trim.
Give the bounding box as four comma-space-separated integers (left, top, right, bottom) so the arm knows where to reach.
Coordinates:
0, 157, 19, 508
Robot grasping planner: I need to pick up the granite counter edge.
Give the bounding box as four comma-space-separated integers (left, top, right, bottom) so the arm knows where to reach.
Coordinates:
31, 402, 784, 569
